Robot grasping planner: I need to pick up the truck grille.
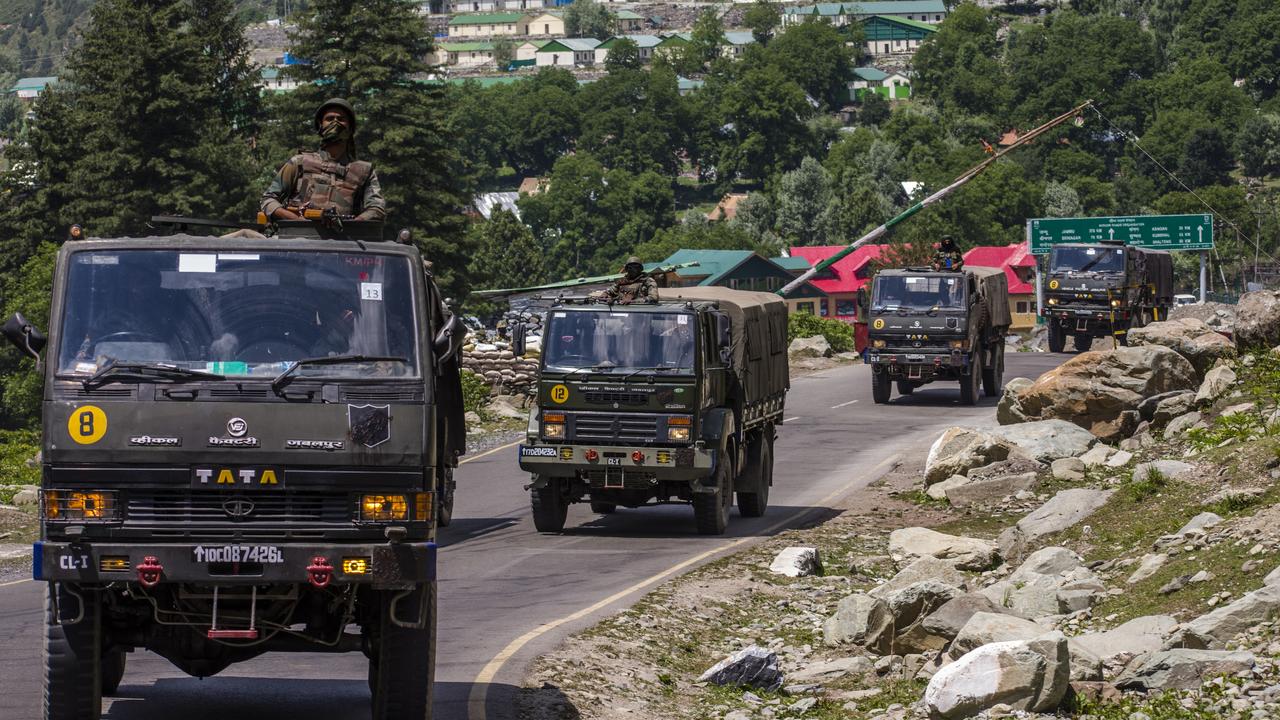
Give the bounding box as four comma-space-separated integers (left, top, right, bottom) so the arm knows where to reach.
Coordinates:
127, 489, 351, 525
571, 413, 659, 443
584, 391, 649, 406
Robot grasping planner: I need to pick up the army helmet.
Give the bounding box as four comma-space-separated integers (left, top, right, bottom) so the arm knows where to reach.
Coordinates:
314, 98, 357, 132
624, 256, 643, 270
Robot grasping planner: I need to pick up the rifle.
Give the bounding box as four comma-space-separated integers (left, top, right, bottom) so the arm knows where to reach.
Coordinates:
256, 206, 355, 230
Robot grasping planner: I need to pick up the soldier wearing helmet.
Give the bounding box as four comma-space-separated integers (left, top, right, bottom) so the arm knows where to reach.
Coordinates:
598, 256, 658, 305
261, 98, 387, 223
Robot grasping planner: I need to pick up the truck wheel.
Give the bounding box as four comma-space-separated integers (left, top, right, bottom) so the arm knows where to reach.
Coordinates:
369, 585, 435, 720
959, 355, 981, 406
589, 501, 616, 514
694, 458, 732, 535
895, 380, 914, 395
737, 431, 772, 518
531, 477, 568, 533
44, 583, 103, 720
871, 371, 891, 404
982, 345, 1004, 397
1047, 323, 1065, 353
101, 649, 126, 696
1074, 334, 1093, 352
436, 466, 455, 528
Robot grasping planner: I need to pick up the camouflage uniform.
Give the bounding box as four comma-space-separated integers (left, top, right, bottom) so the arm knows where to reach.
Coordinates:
260, 98, 387, 222
601, 257, 658, 305
932, 237, 965, 271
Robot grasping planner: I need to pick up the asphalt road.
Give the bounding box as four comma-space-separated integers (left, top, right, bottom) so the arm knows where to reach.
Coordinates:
0, 353, 1067, 720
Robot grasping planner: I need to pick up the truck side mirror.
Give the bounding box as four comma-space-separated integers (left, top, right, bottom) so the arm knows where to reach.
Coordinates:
511, 322, 528, 357
432, 313, 465, 365
3, 312, 46, 360
713, 312, 731, 365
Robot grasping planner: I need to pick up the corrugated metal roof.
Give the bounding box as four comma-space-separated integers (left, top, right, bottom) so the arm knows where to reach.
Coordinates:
772, 256, 812, 271
788, 245, 890, 294
723, 31, 756, 45
660, 249, 756, 285
540, 37, 601, 52
614, 9, 644, 19
448, 12, 527, 25
852, 67, 888, 81
11, 76, 57, 92
442, 42, 497, 51
865, 14, 939, 31
601, 34, 662, 48
964, 242, 1036, 294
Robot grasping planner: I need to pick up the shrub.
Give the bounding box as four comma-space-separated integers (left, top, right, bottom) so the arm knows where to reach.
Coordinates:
460, 370, 492, 416
787, 312, 855, 353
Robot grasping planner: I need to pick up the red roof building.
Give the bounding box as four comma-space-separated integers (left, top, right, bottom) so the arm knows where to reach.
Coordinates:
787, 245, 890, 315
964, 241, 1037, 329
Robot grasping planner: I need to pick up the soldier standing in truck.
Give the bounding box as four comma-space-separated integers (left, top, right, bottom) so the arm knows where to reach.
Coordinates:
599, 256, 658, 305
261, 98, 388, 223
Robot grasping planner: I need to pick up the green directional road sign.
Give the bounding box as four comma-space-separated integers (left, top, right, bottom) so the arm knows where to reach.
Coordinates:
1027, 214, 1214, 254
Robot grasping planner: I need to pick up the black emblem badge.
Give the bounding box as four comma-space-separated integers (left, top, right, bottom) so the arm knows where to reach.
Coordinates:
348, 404, 391, 448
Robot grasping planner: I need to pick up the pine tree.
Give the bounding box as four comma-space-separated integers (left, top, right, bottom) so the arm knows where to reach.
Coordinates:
278, 0, 473, 298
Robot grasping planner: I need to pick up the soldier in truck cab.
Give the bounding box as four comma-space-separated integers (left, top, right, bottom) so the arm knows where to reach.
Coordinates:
932, 235, 965, 272
261, 98, 387, 223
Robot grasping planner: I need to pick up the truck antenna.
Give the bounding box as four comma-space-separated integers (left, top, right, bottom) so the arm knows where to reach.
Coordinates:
778, 99, 1095, 296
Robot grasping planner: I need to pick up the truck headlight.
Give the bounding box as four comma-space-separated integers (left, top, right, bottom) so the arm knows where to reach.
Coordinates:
413, 492, 433, 522
360, 494, 408, 521
668, 427, 690, 442
543, 423, 565, 440
949, 340, 965, 350
44, 490, 119, 521
1047, 298, 1058, 305
872, 339, 886, 348
1111, 299, 1121, 307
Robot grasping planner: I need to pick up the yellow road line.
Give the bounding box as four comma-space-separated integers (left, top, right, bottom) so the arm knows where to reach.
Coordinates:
465, 452, 902, 720
460, 439, 522, 466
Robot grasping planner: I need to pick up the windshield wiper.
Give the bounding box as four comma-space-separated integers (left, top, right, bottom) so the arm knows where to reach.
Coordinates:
271, 354, 406, 394
559, 364, 615, 377
620, 366, 681, 381
83, 360, 225, 389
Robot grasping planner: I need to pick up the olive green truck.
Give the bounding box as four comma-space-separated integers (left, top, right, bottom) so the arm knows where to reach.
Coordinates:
515, 287, 789, 535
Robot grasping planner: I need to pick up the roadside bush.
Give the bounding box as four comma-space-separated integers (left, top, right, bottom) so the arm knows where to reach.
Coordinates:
787, 312, 855, 353
0, 429, 40, 502
460, 370, 492, 415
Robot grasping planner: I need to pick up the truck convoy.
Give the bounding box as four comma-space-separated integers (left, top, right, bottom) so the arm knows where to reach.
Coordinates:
865, 266, 1011, 405
1042, 242, 1174, 352
4, 222, 465, 720
516, 287, 788, 535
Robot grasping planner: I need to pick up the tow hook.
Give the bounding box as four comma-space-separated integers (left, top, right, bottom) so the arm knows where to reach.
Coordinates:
306, 556, 334, 588
137, 556, 163, 588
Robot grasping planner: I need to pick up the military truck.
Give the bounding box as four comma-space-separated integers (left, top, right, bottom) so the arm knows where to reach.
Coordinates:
515, 287, 788, 535
865, 266, 1011, 405
1042, 242, 1174, 352
3, 221, 465, 720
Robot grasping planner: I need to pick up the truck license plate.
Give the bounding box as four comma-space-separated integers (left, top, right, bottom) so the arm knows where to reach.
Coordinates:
605, 458, 622, 466
193, 545, 284, 564
906, 354, 926, 362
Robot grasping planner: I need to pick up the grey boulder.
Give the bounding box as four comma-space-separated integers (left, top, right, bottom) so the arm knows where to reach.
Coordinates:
1115, 649, 1255, 691
925, 632, 1071, 718
992, 419, 1097, 462
698, 645, 785, 691
925, 427, 1021, 485
823, 593, 894, 653
998, 489, 1115, 556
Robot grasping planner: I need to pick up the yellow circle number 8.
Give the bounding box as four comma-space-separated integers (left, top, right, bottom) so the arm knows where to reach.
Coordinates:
67, 405, 108, 445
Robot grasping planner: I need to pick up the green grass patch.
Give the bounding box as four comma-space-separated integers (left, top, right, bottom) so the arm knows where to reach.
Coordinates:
0, 429, 39, 501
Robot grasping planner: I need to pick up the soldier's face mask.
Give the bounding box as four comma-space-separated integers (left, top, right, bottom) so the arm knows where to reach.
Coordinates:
319, 115, 350, 145
625, 265, 642, 278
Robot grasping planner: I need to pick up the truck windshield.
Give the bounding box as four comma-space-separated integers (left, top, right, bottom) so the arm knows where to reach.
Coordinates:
543, 310, 695, 373
872, 275, 965, 312
1050, 246, 1125, 273
56, 250, 419, 380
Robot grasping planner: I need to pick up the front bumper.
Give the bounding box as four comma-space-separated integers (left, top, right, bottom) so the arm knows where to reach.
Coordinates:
34, 539, 436, 588
1042, 307, 1130, 333
867, 349, 966, 367
517, 443, 714, 482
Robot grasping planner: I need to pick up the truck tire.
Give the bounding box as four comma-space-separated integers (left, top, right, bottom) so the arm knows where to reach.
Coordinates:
959, 354, 981, 406
982, 345, 1004, 397
44, 583, 103, 720
1048, 323, 1065, 353
589, 501, 616, 514
895, 380, 914, 395
694, 456, 732, 535
871, 370, 891, 404
436, 466, 455, 528
737, 431, 772, 518
369, 585, 435, 720
1074, 334, 1093, 352
101, 649, 126, 696
531, 477, 568, 533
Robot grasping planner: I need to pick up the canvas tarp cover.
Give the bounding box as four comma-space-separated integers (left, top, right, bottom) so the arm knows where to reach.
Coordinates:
661, 287, 790, 404
1140, 250, 1174, 305
968, 266, 1012, 330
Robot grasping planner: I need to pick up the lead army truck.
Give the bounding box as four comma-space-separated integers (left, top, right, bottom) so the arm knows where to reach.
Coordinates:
865, 266, 1011, 405
1042, 242, 1174, 352
3, 223, 466, 720
516, 287, 788, 535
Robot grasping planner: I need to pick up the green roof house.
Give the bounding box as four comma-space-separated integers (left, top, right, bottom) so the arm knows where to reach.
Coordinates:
536, 38, 601, 67
858, 15, 938, 57
783, 1, 946, 26
11, 76, 57, 100
848, 66, 912, 100
447, 12, 530, 38
657, 250, 829, 305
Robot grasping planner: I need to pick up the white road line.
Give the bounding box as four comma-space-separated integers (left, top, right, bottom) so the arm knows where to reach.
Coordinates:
830, 399, 858, 409
0, 578, 31, 588
783, 416, 801, 423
